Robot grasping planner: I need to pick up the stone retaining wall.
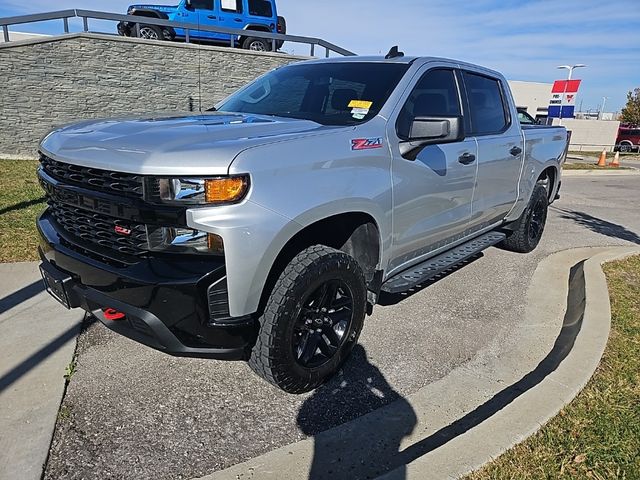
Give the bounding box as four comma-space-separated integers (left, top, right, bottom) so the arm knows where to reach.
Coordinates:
0, 33, 304, 158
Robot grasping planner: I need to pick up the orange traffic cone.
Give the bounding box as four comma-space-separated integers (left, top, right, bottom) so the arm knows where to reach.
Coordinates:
610, 151, 620, 168
597, 150, 607, 167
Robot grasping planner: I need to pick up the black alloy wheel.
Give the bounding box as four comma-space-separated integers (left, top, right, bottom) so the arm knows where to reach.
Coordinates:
293, 280, 354, 368
528, 196, 547, 241
498, 184, 549, 254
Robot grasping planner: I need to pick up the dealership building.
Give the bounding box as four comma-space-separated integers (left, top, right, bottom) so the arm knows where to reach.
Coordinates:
508, 80, 553, 122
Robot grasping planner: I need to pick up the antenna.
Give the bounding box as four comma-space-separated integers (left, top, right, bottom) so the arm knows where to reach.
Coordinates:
385, 46, 404, 59
197, 14, 203, 112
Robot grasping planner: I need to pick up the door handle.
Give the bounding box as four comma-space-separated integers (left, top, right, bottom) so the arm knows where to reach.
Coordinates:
234, 18, 243, 22
458, 152, 476, 165
510, 146, 523, 156
207, 15, 217, 19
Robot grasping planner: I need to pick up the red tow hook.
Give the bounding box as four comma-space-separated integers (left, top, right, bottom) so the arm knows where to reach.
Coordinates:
103, 308, 126, 321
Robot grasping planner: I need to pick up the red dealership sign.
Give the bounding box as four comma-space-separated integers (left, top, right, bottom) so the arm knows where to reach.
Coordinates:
551, 80, 582, 94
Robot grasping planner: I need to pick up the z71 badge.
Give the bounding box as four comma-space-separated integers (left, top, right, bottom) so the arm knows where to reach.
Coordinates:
351, 137, 384, 150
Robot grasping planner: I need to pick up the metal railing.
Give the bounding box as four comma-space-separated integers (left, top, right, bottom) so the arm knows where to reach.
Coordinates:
0, 9, 355, 57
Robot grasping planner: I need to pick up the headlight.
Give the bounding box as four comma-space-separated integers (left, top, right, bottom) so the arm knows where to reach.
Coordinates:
147, 226, 224, 255
153, 176, 249, 205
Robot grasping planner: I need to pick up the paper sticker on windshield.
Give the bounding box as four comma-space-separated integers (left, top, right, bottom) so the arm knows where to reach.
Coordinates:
351, 137, 384, 150
351, 107, 369, 120
348, 100, 373, 109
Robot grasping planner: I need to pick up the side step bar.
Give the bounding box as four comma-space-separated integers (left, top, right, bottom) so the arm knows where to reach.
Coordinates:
381, 231, 506, 294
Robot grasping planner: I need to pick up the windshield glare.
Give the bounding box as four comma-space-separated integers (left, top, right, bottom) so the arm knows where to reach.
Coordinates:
217, 62, 410, 126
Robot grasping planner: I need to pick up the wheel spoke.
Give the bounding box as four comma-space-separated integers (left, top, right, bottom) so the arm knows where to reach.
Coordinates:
299, 306, 314, 318
318, 336, 338, 357
327, 308, 351, 326
330, 295, 351, 310
299, 332, 321, 365
323, 282, 339, 308
322, 325, 341, 346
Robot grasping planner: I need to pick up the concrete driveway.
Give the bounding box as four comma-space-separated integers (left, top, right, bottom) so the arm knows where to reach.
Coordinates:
41, 173, 640, 480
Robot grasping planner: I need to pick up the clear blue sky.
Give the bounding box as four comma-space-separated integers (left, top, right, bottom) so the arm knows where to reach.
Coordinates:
2, 0, 638, 112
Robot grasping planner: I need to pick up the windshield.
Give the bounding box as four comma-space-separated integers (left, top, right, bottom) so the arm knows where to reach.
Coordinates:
216, 62, 410, 126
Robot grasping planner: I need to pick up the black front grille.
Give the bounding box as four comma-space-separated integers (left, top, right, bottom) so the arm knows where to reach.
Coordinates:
40, 155, 144, 198
49, 202, 148, 256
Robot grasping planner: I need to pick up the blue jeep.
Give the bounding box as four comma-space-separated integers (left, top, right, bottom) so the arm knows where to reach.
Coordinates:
117, 0, 286, 51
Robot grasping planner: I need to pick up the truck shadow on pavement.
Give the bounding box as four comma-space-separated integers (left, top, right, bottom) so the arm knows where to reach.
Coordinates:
553, 207, 640, 245
296, 260, 587, 480
297, 345, 417, 480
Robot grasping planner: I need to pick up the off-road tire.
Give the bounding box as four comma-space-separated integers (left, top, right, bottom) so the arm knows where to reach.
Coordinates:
137, 24, 164, 40
242, 36, 271, 51
248, 245, 367, 394
499, 184, 549, 253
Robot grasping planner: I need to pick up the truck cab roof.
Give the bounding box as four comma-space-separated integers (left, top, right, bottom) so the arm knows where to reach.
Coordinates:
301, 55, 505, 79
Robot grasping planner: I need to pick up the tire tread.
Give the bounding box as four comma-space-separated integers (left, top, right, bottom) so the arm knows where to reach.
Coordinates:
249, 245, 365, 393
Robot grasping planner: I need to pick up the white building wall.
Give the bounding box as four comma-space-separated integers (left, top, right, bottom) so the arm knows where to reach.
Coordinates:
552, 118, 620, 152
508, 80, 553, 119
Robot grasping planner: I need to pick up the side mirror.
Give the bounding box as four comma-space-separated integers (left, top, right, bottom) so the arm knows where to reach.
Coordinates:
399, 116, 465, 160
185, 0, 194, 9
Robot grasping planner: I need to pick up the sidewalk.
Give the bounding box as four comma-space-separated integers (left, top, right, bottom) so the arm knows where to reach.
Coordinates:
0, 262, 82, 480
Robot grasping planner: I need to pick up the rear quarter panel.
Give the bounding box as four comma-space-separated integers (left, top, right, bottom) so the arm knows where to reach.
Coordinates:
506, 125, 567, 222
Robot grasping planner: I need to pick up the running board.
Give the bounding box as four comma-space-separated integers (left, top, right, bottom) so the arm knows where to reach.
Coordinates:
381, 231, 506, 294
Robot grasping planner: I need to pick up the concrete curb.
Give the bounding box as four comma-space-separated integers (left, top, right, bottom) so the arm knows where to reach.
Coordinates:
197, 246, 640, 480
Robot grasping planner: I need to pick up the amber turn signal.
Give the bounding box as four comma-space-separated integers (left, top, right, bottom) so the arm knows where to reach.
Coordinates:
204, 176, 248, 204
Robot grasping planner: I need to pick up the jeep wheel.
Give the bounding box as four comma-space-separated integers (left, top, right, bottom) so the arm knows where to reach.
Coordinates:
242, 36, 271, 52
137, 25, 163, 40
499, 184, 548, 253
249, 245, 366, 394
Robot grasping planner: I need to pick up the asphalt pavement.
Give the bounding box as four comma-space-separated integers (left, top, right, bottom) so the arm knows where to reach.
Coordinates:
42, 173, 640, 480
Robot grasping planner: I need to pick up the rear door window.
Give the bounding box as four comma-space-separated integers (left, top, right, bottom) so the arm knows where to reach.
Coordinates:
248, 0, 273, 17
463, 71, 509, 135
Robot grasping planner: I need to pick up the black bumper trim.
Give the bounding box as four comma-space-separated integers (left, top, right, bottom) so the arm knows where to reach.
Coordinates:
82, 287, 246, 360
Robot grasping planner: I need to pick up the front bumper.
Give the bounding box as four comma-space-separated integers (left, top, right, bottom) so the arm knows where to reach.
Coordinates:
38, 211, 256, 360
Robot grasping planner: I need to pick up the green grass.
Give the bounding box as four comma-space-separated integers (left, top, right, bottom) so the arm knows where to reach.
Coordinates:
563, 163, 631, 171
568, 150, 640, 159
0, 160, 46, 263
468, 255, 640, 480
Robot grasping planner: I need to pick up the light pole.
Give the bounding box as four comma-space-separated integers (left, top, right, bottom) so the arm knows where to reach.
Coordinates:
556, 64, 587, 124
599, 96, 609, 120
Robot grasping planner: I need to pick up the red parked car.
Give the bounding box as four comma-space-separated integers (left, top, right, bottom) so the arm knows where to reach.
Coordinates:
616, 126, 640, 152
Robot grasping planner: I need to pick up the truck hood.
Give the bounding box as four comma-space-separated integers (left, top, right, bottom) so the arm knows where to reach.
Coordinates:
40, 113, 333, 176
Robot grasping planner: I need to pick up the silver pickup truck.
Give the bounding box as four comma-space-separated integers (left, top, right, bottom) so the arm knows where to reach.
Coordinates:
37, 51, 568, 393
